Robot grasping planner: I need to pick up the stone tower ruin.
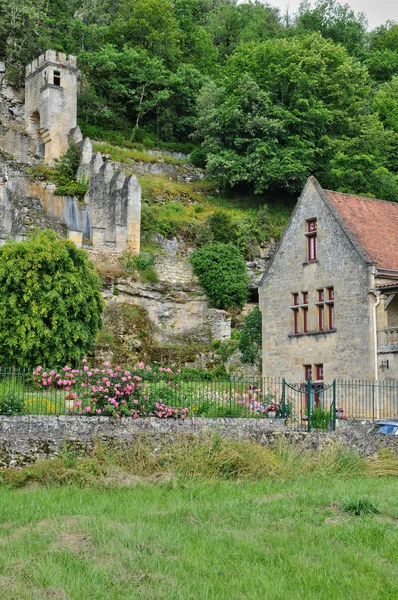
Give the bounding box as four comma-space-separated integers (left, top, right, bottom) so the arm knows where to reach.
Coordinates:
25, 50, 78, 163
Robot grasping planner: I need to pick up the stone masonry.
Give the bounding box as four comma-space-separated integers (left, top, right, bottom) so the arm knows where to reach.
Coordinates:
0, 416, 396, 468
259, 177, 375, 383
25, 50, 80, 163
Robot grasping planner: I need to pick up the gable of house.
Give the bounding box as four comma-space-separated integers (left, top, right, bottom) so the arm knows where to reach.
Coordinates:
259, 177, 377, 381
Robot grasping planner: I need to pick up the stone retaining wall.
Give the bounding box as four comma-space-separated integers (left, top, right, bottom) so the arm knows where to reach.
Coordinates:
0, 416, 397, 467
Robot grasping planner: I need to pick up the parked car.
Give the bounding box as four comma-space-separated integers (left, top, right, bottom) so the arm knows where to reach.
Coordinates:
374, 421, 398, 435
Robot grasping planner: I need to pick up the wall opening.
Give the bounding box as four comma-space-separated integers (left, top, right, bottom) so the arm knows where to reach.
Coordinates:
29, 111, 45, 158
248, 287, 259, 303
53, 70, 61, 86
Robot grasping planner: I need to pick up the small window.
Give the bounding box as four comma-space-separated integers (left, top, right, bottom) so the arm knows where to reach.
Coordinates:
316, 364, 324, 380
306, 219, 317, 262
304, 365, 312, 380
53, 70, 61, 86
317, 289, 324, 331
291, 293, 299, 334
326, 287, 334, 330
302, 292, 308, 305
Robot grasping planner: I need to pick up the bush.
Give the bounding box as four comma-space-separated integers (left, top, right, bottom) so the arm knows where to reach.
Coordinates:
190, 243, 249, 309
207, 211, 236, 244
119, 252, 158, 283
310, 407, 331, 431
0, 231, 104, 367
27, 140, 89, 200
190, 148, 207, 168
238, 307, 262, 364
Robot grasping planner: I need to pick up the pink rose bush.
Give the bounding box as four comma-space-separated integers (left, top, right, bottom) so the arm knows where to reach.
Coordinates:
33, 361, 189, 419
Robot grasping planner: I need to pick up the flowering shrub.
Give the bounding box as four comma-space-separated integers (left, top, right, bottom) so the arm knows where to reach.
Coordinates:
32, 361, 189, 419
336, 407, 347, 420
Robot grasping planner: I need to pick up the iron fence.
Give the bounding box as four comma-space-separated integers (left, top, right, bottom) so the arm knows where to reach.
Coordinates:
0, 368, 397, 431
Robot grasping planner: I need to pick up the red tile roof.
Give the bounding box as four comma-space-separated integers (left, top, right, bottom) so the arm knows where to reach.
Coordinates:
325, 190, 398, 271
376, 281, 398, 290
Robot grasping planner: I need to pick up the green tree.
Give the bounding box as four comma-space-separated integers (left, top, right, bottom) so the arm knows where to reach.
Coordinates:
190, 242, 248, 309
78, 44, 171, 129
0, 231, 104, 367
194, 34, 386, 195
294, 0, 367, 55
112, 0, 182, 65
326, 115, 398, 200
238, 306, 262, 364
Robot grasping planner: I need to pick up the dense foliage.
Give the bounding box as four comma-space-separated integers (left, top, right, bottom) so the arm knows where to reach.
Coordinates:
27, 140, 89, 199
190, 242, 248, 309
0, 231, 104, 367
238, 306, 262, 364
1, 0, 398, 198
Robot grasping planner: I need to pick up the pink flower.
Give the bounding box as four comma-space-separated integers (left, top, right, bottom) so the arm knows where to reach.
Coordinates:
103, 361, 110, 367
82, 358, 87, 363
85, 406, 91, 412
83, 365, 88, 371
96, 409, 102, 414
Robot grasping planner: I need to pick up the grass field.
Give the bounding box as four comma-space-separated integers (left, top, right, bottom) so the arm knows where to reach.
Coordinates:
0, 439, 397, 599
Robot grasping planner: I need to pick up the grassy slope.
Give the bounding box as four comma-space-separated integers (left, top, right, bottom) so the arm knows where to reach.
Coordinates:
0, 476, 397, 599
90, 140, 293, 249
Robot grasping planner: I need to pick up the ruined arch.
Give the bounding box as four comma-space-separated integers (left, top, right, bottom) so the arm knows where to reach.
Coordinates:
28, 111, 45, 158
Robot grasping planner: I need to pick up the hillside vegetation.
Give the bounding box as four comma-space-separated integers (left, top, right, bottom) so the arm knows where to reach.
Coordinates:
2, 0, 398, 200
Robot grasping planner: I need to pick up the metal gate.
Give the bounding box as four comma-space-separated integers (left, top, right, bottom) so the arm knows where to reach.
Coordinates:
282, 379, 336, 431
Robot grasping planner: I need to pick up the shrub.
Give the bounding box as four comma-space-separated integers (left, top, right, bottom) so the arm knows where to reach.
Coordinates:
310, 407, 331, 431
31, 361, 189, 419
27, 140, 89, 199
0, 230, 104, 367
190, 243, 249, 309
238, 307, 262, 364
119, 252, 158, 283
190, 148, 207, 168
207, 210, 236, 244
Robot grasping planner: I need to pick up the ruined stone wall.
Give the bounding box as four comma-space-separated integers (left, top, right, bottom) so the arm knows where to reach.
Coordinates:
0, 416, 396, 467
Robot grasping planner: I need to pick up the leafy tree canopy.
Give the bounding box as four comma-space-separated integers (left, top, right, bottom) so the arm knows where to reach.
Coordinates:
1, 0, 398, 198
0, 231, 104, 367
194, 34, 387, 194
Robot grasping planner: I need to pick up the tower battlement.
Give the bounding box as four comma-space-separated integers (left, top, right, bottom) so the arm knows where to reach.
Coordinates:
25, 50, 77, 78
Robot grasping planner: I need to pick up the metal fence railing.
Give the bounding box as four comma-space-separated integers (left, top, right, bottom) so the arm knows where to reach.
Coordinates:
335, 379, 398, 421
0, 368, 397, 430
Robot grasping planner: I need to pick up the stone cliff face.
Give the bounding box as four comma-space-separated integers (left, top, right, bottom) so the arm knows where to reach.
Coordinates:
0, 72, 269, 374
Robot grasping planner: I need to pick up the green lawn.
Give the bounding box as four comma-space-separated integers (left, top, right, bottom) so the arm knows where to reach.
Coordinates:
0, 476, 397, 599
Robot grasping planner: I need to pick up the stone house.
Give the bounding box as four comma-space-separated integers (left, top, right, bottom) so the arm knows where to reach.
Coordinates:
259, 176, 398, 383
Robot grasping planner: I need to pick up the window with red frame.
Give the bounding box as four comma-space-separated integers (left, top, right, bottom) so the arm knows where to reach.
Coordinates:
315, 364, 324, 380
291, 293, 299, 334
302, 292, 308, 333
326, 287, 334, 330
317, 289, 324, 331
304, 365, 312, 380
306, 219, 317, 262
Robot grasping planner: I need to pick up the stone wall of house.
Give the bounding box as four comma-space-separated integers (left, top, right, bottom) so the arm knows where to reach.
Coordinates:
259, 177, 374, 382
0, 416, 396, 467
